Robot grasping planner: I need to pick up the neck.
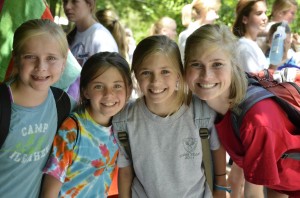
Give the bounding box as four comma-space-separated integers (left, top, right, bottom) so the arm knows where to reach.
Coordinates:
144, 97, 182, 117
244, 31, 257, 41
87, 106, 111, 127
75, 16, 96, 32
10, 81, 48, 107
206, 97, 231, 116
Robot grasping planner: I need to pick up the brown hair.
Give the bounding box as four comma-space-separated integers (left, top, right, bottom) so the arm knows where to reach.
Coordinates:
96, 9, 129, 62
232, 0, 266, 37
65, 0, 97, 45
79, 52, 132, 109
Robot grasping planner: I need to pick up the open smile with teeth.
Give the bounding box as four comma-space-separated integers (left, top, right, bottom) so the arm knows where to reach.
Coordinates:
32, 75, 49, 80
150, 88, 165, 94
197, 83, 216, 89
102, 102, 117, 107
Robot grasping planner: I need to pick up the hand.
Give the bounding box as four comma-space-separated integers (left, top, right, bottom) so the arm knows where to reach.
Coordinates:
292, 33, 300, 52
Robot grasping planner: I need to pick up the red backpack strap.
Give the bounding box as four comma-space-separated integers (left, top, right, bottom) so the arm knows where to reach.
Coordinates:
0, 83, 11, 149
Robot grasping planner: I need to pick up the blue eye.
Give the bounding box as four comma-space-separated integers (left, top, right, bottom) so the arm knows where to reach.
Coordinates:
47, 56, 58, 62
212, 62, 224, 68
161, 70, 170, 75
24, 55, 36, 60
140, 71, 151, 76
190, 62, 202, 68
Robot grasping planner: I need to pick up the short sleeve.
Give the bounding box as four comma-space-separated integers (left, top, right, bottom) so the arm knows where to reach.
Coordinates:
43, 117, 78, 183
209, 124, 220, 151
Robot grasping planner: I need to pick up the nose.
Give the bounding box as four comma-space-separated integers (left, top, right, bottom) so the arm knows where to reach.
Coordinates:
262, 12, 268, 21
151, 73, 161, 83
103, 87, 114, 97
200, 68, 212, 80
35, 59, 47, 71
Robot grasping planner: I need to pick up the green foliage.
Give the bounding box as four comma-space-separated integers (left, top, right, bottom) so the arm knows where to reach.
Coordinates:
47, 0, 300, 42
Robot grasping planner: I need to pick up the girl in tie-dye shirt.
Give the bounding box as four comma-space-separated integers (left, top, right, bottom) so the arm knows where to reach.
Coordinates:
42, 52, 132, 198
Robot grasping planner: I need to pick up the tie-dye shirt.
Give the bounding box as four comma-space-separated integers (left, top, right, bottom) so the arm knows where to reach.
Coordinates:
43, 109, 119, 198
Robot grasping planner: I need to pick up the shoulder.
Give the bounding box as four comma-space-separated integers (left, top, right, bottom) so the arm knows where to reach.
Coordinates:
241, 98, 286, 135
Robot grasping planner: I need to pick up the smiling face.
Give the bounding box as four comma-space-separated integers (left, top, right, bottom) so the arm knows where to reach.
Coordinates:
84, 67, 127, 126
15, 34, 66, 92
135, 53, 179, 111
242, 1, 268, 37
185, 47, 232, 102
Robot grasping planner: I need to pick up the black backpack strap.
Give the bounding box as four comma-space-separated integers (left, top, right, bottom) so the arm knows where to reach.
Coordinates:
50, 87, 71, 130
0, 83, 11, 149
69, 114, 80, 149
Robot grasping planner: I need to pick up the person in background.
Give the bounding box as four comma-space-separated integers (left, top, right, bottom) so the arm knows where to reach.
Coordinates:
124, 26, 136, 65
149, 16, 177, 41
41, 52, 132, 198
181, 4, 193, 28
0, 19, 75, 198
178, 0, 220, 61
96, 9, 130, 63
114, 35, 227, 198
258, 0, 298, 54
63, 0, 118, 101
185, 23, 300, 198
233, 0, 269, 73
265, 22, 300, 83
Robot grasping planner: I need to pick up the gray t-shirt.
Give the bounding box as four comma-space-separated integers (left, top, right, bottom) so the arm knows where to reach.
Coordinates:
0, 88, 75, 198
114, 97, 220, 198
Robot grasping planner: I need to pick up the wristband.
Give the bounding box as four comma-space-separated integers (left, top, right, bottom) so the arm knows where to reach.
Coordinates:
215, 173, 226, 176
214, 184, 232, 193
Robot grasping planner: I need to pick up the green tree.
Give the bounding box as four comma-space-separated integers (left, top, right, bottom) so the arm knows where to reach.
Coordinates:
47, 0, 300, 42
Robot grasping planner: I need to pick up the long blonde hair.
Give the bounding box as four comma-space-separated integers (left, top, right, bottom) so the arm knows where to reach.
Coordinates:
132, 35, 188, 109
185, 24, 248, 107
10, 19, 68, 81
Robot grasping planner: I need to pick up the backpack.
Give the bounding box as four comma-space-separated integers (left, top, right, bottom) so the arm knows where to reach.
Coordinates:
231, 71, 300, 160
0, 83, 71, 149
112, 96, 215, 192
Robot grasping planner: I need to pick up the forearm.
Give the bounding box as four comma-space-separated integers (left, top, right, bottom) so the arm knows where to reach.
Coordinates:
212, 146, 228, 198
118, 166, 134, 198
212, 145, 227, 186
40, 174, 63, 198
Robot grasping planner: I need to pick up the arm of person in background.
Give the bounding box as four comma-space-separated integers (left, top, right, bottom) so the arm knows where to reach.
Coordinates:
212, 145, 230, 198
41, 175, 63, 198
118, 165, 134, 198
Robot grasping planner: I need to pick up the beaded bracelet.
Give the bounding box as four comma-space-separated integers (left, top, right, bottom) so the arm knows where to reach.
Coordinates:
214, 184, 232, 193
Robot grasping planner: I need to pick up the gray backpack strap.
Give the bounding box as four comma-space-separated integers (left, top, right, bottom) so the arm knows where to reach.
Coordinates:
112, 101, 133, 159
192, 95, 214, 192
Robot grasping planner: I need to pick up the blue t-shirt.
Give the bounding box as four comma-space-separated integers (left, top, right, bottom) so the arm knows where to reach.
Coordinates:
0, 89, 58, 198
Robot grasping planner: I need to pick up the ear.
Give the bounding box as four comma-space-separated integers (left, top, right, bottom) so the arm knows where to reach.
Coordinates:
242, 16, 248, 24
61, 58, 67, 74
83, 88, 90, 100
